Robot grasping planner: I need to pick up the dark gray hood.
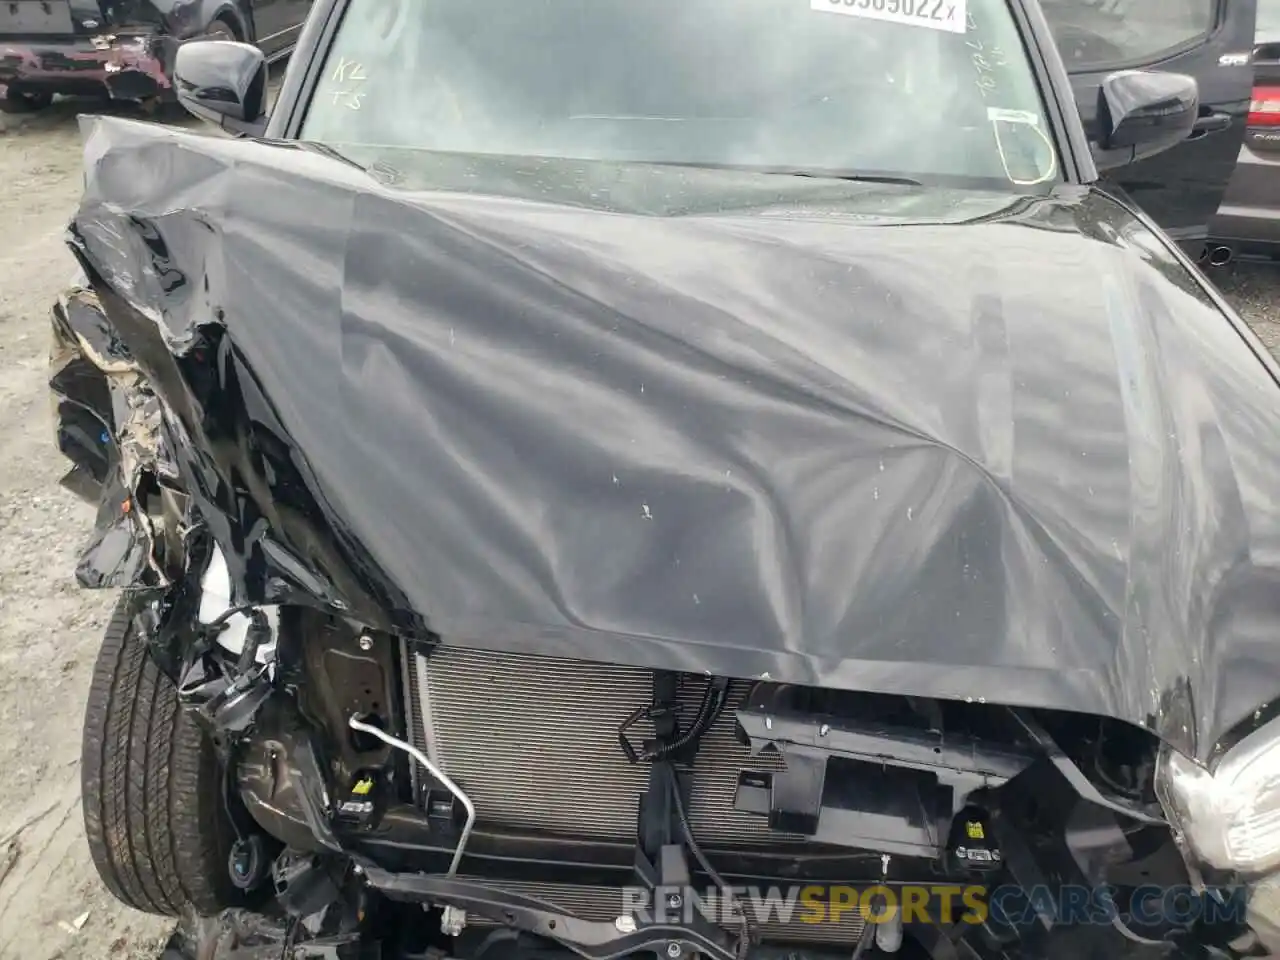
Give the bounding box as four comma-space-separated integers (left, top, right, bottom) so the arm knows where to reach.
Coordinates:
65, 116, 1280, 762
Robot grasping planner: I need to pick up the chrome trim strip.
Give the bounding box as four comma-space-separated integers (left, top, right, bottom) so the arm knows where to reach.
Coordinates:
415, 652, 443, 767
398, 637, 419, 802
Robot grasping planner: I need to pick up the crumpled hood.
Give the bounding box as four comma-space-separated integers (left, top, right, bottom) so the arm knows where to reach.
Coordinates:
67, 116, 1280, 762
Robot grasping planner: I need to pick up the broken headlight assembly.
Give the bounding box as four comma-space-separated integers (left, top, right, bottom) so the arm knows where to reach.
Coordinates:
1157, 715, 1280, 875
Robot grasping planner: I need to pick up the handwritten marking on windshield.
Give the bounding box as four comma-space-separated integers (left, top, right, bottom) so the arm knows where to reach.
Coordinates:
328, 56, 367, 110
964, 20, 1008, 101
330, 90, 365, 110
331, 57, 367, 83
810, 0, 967, 34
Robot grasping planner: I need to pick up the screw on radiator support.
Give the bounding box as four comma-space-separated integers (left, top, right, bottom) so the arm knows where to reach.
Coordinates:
667, 943, 683, 958
358, 634, 374, 651
667, 893, 682, 909
819, 724, 830, 737
441, 906, 467, 937
615, 916, 638, 934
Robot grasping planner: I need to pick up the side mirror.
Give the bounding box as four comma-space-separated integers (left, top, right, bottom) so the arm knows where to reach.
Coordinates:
173, 39, 268, 138
1092, 70, 1199, 172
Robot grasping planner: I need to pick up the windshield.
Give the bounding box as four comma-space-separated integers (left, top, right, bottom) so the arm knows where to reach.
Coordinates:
300, 0, 1058, 189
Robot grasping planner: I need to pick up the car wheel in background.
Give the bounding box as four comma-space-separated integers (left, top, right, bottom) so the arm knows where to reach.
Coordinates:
200, 17, 240, 43
0, 88, 53, 113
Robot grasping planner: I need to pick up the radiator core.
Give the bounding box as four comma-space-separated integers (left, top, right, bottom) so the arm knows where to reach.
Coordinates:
410, 646, 865, 943
412, 647, 806, 845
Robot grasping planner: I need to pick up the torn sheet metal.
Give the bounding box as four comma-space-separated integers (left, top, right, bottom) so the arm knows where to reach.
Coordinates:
64, 115, 1280, 762
51, 284, 177, 588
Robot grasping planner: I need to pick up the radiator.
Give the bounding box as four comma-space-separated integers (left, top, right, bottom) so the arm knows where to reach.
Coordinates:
410, 647, 806, 845
408, 646, 864, 943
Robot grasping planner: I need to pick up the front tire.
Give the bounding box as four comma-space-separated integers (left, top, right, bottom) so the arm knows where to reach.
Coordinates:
80, 595, 246, 916
0, 89, 52, 113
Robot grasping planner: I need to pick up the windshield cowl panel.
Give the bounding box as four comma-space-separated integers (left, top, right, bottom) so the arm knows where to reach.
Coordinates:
300, 0, 1060, 192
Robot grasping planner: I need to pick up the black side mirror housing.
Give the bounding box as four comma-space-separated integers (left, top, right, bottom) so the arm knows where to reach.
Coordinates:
173, 39, 268, 138
1092, 70, 1199, 172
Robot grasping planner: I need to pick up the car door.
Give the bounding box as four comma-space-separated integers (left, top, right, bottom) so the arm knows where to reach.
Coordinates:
251, 0, 313, 57
1039, 0, 1256, 244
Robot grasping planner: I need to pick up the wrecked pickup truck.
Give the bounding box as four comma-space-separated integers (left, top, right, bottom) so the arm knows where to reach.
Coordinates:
44, 0, 1280, 957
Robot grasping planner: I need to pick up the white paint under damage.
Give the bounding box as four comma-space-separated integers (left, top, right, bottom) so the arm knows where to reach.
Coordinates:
198, 543, 279, 663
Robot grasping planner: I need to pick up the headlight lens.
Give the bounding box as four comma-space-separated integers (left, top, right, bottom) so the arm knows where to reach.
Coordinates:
1157, 718, 1280, 875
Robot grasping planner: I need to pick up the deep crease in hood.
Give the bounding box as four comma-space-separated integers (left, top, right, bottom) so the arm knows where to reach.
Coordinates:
66, 116, 1280, 763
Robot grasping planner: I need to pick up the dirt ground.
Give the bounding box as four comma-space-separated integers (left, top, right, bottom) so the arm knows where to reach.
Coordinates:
0, 93, 244, 960
0, 100, 178, 960
2, 94, 1280, 960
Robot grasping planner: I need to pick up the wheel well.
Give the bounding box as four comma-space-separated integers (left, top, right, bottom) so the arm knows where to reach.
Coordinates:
213, 8, 246, 41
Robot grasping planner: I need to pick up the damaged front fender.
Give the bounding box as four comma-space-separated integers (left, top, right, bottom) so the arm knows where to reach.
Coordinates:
50, 284, 183, 589
50, 284, 117, 493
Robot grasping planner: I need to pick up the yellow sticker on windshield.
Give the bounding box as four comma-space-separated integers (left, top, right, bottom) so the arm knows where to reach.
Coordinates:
811, 0, 967, 34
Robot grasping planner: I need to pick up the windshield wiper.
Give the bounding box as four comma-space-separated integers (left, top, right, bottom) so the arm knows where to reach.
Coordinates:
288, 147, 922, 188
781, 170, 923, 186
295, 141, 363, 169
635, 159, 922, 186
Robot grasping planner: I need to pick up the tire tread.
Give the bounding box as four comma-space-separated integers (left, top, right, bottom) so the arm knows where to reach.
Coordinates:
80, 596, 243, 917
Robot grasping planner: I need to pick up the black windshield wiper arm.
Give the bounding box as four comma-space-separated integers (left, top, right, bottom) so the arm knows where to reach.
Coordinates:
782, 170, 923, 186
632, 159, 922, 186
295, 140, 371, 174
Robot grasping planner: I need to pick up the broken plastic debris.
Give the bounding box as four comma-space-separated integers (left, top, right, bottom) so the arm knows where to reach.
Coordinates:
58, 911, 90, 935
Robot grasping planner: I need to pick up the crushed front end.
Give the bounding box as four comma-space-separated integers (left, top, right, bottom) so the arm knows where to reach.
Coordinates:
37, 343, 1273, 960
142, 580, 1280, 960
52, 115, 1280, 960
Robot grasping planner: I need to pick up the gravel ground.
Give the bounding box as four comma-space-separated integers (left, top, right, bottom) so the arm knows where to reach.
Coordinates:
0, 92, 241, 960
0, 96, 1278, 960
1214, 264, 1280, 354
